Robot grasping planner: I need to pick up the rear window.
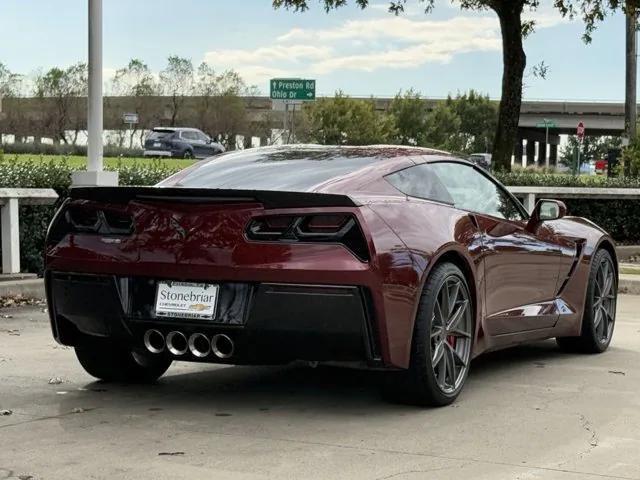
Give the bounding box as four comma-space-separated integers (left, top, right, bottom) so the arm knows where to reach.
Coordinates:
148, 130, 175, 140
170, 148, 383, 191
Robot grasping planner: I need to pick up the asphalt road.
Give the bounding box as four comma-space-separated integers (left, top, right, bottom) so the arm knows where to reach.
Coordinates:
1, 297, 640, 480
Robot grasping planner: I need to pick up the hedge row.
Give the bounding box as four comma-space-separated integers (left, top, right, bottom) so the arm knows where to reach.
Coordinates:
1, 142, 144, 158
1, 159, 639, 274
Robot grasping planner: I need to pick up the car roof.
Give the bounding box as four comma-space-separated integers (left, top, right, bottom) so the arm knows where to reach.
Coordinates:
152, 127, 201, 132
161, 144, 471, 195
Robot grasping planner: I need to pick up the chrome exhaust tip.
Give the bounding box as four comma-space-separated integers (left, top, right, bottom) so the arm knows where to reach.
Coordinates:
166, 331, 188, 356
188, 333, 211, 358
143, 329, 165, 354
211, 334, 234, 359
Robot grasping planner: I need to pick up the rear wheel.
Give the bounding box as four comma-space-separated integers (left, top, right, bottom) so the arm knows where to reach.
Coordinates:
384, 263, 474, 406
182, 150, 194, 159
557, 248, 617, 353
75, 343, 172, 383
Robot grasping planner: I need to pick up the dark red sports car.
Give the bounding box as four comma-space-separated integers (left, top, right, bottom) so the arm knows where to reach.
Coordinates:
45, 145, 618, 406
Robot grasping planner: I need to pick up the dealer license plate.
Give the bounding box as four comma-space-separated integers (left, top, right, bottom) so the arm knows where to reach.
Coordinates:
155, 281, 219, 320
153, 142, 162, 147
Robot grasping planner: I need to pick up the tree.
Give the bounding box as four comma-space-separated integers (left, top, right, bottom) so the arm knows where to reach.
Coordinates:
560, 135, 622, 172
194, 63, 250, 147
446, 90, 498, 153
303, 91, 396, 145
33, 63, 87, 144
423, 101, 463, 151
159, 56, 194, 126
273, 0, 636, 171
0, 62, 22, 98
111, 59, 158, 148
389, 89, 429, 145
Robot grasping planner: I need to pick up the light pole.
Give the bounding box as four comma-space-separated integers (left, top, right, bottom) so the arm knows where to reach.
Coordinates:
71, 0, 118, 186
625, 5, 637, 142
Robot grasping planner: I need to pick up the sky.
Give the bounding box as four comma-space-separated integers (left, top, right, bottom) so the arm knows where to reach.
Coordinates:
0, 0, 628, 101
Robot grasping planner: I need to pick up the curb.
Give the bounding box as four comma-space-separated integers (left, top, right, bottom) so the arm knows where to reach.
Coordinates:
618, 274, 640, 296
0, 279, 46, 299
616, 245, 640, 262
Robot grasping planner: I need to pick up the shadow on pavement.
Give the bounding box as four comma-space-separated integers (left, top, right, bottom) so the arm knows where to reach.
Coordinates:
51, 339, 588, 420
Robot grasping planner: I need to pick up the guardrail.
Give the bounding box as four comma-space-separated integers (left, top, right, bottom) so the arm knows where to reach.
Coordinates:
506, 186, 640, 213
1, 188, 58, 274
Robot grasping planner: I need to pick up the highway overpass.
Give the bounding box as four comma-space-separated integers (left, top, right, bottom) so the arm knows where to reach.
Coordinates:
0, 96, 627, 165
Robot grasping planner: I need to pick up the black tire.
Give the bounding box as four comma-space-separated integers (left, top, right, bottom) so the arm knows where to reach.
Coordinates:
383, 262, 474, 407
182, 150, 194, 159
557, 248, 617, 354
75, 344, 172, 383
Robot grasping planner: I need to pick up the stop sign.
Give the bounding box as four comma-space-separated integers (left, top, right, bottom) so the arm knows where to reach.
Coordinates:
577, 122, 585, 140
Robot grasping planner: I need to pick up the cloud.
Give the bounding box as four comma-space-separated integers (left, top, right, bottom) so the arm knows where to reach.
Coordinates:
202, 6, 568, 91
277, 16, 499, 44
204, 45, 332, 66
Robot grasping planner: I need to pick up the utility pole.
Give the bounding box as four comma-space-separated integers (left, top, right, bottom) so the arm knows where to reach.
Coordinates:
625, 4, 637, 142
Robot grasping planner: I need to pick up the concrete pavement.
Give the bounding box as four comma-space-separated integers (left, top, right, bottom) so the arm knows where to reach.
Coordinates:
1, 298, 640, 480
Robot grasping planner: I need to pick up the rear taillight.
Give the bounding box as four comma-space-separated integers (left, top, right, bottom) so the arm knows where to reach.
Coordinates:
47, 203, 134, 247
247, 213, 370, 261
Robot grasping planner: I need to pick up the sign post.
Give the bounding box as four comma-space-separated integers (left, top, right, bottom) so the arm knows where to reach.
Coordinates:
122, 112, 139, 133
270, 78, 316, 144
270, 78, 316, 101
576, 122, 586, 175
536, 119, 556, 166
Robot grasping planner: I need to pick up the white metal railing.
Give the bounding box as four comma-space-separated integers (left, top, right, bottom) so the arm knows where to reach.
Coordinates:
0, 188, 58, 274
506, 186, 640, 213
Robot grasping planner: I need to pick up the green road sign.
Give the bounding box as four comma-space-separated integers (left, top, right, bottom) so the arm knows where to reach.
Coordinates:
536, 120, 557, 128
270, 78, 316, 101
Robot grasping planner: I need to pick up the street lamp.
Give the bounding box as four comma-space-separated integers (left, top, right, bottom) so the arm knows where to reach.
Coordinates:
71, 0, 118, 187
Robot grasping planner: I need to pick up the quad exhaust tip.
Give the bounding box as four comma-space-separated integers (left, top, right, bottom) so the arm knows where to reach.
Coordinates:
143, 329, 165, 354
188, 333, 211, 358
211, 334, 234, 359
144, 330, 233, 359
166, 331, 188, 356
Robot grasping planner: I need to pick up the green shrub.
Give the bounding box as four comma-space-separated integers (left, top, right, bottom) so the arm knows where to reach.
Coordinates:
0, 158, 181, 274
496, 172, 640, 244
0, 142, 144, 158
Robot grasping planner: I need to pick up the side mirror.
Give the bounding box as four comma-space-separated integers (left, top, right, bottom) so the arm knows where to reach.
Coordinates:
527, 199, 566, 230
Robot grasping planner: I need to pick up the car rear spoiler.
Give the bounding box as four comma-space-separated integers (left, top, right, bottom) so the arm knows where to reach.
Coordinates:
69, 186, 360, 209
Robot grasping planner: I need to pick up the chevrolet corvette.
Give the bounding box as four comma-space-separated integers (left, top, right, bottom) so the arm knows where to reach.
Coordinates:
45, 145, 618, 406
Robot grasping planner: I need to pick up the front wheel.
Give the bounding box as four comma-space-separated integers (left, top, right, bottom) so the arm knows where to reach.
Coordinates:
383, 262, 474, 406
75, 344, 172, 383
557, 248, 617, 354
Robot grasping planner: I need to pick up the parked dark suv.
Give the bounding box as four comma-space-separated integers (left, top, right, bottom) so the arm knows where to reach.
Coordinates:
143, 127, 225, 159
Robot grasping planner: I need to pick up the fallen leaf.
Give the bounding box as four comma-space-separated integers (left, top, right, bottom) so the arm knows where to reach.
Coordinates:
0, 409, 13, 416
48, 377, 64, 385
71, 407, 86, 414
608, 370, 626, 376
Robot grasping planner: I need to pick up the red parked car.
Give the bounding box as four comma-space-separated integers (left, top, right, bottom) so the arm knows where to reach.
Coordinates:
45, 146, 618, 406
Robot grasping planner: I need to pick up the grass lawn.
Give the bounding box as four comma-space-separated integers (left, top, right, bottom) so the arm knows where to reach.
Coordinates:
0, 153, 196, 170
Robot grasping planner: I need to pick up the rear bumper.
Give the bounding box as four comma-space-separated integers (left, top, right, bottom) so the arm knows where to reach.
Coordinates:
46, 272, 382, 367
143, 150, 172, 157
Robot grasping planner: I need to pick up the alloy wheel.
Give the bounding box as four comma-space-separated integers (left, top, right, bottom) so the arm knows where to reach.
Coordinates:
430, 276, 473, 394
593, 256, 616, 344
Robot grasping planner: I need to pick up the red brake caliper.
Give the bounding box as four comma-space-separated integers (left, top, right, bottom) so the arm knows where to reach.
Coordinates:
447, 335, 457, 348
